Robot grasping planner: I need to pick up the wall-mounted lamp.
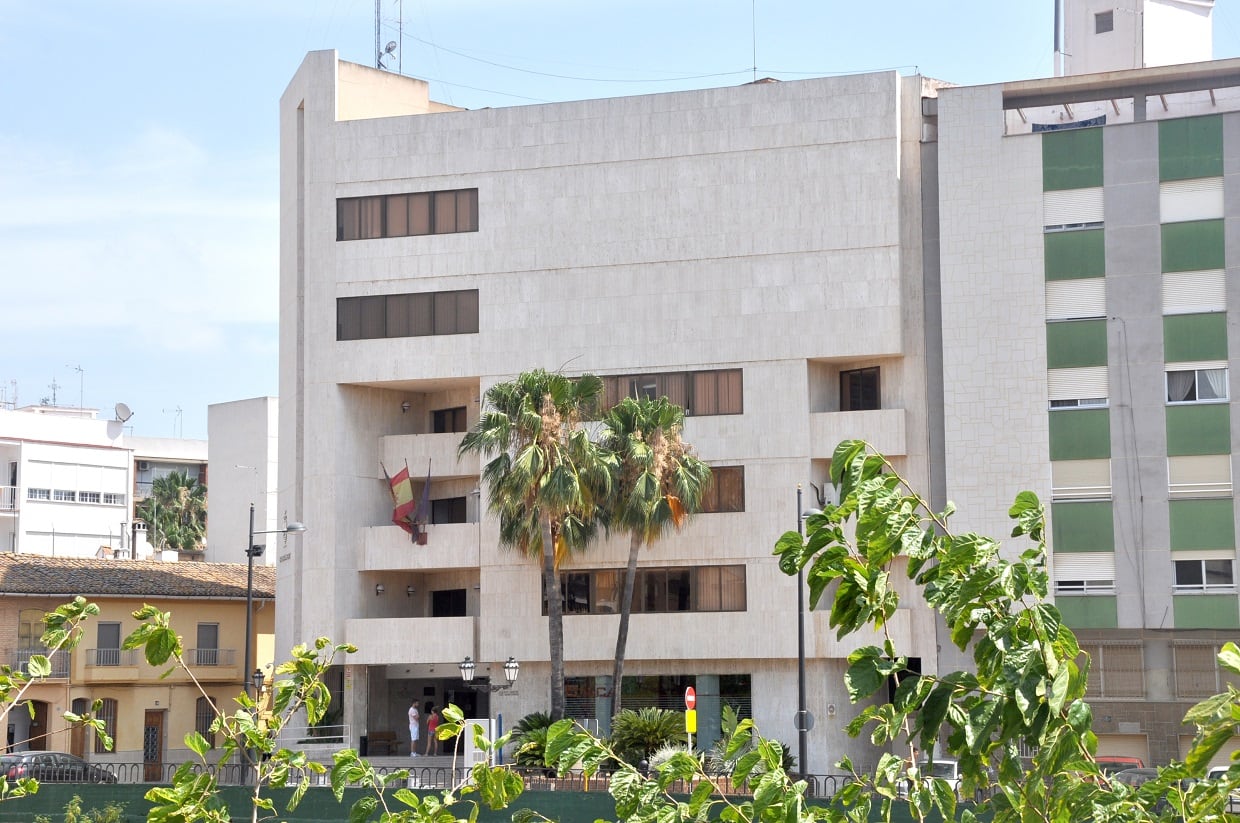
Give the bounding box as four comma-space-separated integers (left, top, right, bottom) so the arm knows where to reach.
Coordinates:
406, 585, 416, 597
401, 401, 412, 413
459, 656, 520, 691
375, 583, 386, 596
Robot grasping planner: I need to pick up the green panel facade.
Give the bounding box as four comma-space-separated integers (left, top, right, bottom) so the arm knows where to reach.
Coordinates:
1166, 403, 1231, 456
1174, 594, 1240, 629
1056, 595, 1118, 629
1160, 115, 1224, 182
1043, 127, 1104, 191
1046, 319, 1108, 368
1049, 408, 1111, 461
1169, 498, 1237, 550
1045, 229, 1105, 281
1051, 501, 1115, 552
1162, 220, 1225, 273
1164, 312, 1228, 363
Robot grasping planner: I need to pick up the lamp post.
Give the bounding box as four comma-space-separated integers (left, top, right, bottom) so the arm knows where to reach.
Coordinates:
244, 503, 306, 702
795, 485, 822, 777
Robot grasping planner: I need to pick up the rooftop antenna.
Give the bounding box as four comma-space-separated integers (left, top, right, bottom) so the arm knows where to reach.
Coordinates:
163, 406, 183, 438
44, 377, 60, 407
751, 0, 757, 83
66, 364, 84, 408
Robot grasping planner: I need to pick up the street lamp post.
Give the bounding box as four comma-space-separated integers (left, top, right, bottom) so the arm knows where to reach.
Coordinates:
244, 503, 306, 702
458, 656, 520, 691
795, 485, 822, 777
798, 485, 808, 783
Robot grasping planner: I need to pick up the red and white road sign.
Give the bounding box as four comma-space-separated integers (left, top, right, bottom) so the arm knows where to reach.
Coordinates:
684, 686, 696, 710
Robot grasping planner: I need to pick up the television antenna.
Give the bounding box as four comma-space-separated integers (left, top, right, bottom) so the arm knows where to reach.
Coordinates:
163, 406, 183, 438
66, 364, 85, 408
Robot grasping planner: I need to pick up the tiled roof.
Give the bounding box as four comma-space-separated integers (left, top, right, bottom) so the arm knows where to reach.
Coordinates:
0, 554, 274, 600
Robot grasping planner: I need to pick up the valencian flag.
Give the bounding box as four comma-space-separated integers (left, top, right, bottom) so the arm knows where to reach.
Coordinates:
382, 461, 432, 543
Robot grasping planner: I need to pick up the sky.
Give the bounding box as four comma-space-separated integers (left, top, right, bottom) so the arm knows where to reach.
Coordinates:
3, 1, 1240, 440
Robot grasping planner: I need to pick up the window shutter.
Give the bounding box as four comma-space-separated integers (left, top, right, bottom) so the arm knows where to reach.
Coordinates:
1048, 366, 1108, 401
1163, 270, 1226, 315
1169, 454, 1233, 497
1052, 459, 1112, 499
1044, 187, 1104, 227
1161, 178, 1224, 224
1053, 552, 1115, 582
1046, 278, 1106, 320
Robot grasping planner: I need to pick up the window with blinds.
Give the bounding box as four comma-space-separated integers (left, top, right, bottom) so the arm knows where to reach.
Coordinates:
337, 290, 479, 340
1079, 643, 1144, 699
1054, 552, 1115, 593
600, 369, 743, 416
337, 189, 478, 240
701, 466, 745, 513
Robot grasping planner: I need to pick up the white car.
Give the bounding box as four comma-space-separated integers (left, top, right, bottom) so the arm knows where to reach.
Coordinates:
1205, 766, 1240, 811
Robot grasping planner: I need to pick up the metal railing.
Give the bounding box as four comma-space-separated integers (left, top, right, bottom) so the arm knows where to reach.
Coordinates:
0, 486, 16, 512
11, 648, 70, 678
187, 648, 236, 667
85, 648, 139, 667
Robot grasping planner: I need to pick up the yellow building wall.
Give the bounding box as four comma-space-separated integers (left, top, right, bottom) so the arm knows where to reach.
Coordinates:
0, 593, 272, 765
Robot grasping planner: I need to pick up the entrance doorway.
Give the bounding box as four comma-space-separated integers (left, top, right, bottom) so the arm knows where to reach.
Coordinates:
70, 698, 88, 758
28, 701, 48, 751
143, 710, 164, 782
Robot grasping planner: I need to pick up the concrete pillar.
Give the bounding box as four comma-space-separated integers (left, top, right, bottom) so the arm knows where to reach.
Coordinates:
344, 664, 369, 751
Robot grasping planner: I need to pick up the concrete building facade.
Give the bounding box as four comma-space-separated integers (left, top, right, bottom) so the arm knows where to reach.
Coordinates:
278, 51, 943, 769
938, 58, 1240, 767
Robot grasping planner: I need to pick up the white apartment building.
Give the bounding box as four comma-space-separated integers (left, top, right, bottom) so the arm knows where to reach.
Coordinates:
0, 405, 206, 559
278, 51, 943, 769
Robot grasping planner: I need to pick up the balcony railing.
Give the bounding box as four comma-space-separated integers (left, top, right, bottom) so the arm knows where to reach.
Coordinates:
187, 648, 236, 667
12, 648, 70, 678
0, 486, 16, 511
86, 648, 139, 667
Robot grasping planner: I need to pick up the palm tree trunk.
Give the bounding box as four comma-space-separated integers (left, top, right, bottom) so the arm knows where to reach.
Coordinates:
543, 515, 566, 721
610, 532, 643, 718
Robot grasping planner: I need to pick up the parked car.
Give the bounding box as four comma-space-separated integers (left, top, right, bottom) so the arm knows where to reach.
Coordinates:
0, 752, 116, 783
1206, 765, 1240, 811
1096, 755, 1145, 775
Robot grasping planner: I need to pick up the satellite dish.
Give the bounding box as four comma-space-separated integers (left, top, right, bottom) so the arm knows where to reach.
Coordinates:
114, 402, 133, 423
385, 40, 397, 54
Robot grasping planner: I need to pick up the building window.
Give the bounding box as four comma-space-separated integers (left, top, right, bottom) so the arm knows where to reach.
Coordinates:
1174, 643, 1240, 698
600, 369, 743, 416
1174, 558, 1234, 591
431, 497, 467, 524
27, 488, 50, 501
337, 290, 479, 341
78, 491, 101, 504
195, 624, 219, 666
95, 623, 121, 667
1079, 643, 1143, 699
432, 407, 468, 434
1053, 551, 1115, 593
553, 565, 746, 615
840, 367, 880, 411
53, 490, 76, 502
1167, 367, 1228, 404
1095, 11, 1113, 33
431, 589, 467, 618
337, 189, 478, 241
103, 493, 125, 506
701, 466, 744, 513
195, 697, 217, 748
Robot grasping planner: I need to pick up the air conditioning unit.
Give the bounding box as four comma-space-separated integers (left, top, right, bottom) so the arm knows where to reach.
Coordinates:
138, 461, 150, 471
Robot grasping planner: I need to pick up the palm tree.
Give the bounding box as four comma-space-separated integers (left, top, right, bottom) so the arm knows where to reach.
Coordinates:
136, 470, 207, 552
458, 369, 613, 721
600, 396, 711, 717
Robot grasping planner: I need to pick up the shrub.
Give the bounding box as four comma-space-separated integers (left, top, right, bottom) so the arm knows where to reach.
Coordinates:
510, 711, 553, 768
609, 707, 685, 765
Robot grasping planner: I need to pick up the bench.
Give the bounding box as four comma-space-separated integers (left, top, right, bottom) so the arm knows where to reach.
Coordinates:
368, 730, 401, 756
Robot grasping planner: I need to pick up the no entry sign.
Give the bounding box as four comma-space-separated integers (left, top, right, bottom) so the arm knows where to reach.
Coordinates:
684, 686, 696, 710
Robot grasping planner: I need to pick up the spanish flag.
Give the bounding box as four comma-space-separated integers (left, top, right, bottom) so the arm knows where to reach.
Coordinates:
383, 463, 417, 535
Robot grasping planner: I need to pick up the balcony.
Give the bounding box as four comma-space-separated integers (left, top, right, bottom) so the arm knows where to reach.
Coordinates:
186, 648, 241, 681
11, 648, 69, 679
809, 408, 906, 459
359, 524, 480, 571
381, 433, 479, 480
0, 486, 16, 513
343, 616, 475, 665
83, 648, 141, 682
